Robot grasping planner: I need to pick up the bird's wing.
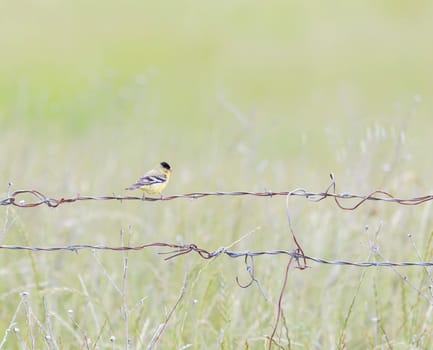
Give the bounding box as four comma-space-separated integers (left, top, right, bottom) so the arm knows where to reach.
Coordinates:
135, 173, 167, 186
126, 170, 167, 190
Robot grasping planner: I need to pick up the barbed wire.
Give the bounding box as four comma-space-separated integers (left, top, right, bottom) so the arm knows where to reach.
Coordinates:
0, 242, 431, 267
2, 175, 433, 349
1, 173, 433, 210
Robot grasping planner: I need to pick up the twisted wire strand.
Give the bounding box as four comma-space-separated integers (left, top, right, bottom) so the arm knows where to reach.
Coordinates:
2, 187, 432, 209
0, 243, 431, 267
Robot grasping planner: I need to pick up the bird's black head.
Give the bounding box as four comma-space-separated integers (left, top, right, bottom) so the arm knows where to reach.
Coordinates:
160, 162, 171, 170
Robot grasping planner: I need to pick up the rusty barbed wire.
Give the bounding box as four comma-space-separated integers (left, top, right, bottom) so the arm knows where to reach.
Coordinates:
2, 176, 433, 350
1, 174, 433, 209
0, 242, 431, 267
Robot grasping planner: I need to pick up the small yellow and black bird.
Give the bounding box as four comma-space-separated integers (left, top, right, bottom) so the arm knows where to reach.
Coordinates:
126, 161, 172, 198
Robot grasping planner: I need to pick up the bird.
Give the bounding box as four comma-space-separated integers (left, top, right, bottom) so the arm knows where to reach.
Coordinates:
125, 161, 172, 198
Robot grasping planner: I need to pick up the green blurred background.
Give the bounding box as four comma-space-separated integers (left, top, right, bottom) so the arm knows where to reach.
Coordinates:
2, 1, 433, 184
1, 1, 432, 348
2, 1, 433, 190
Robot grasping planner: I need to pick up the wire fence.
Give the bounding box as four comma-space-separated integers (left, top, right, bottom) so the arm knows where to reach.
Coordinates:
1, 173, 432, 268
1, 174, 433, 349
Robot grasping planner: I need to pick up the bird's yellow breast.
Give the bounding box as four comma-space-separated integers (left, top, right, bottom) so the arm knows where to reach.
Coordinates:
138, 181, 169, 195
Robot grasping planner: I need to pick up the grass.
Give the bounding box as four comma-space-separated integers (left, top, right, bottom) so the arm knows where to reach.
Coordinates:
1, 1, 433, 348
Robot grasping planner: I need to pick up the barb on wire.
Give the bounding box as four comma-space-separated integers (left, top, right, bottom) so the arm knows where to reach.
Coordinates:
2, 174, 433, 209
0, 242, 431, 267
